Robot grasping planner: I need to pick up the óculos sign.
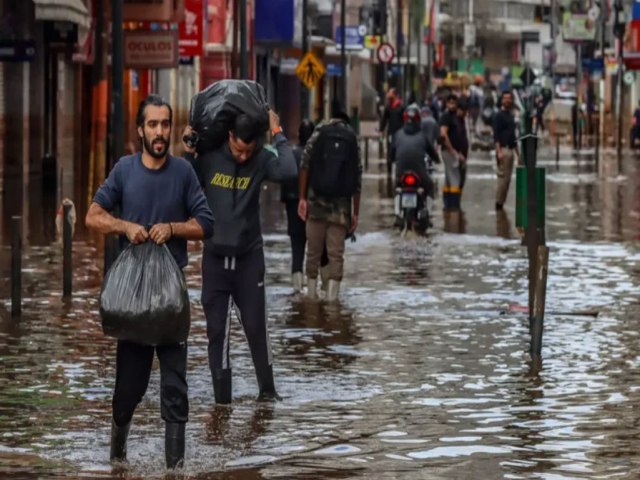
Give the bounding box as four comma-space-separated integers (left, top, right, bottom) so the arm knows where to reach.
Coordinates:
124, 31, 179, 69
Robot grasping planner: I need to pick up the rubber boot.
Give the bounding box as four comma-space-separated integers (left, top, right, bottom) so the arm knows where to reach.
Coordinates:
307, 277, 318, 299
320, 266, 330, 292
165, 422, 185, 470
256, 364, 282, 402
292, 272, 303, 293
109, 419, 131, 462
327, 280, 341, 302
212, 368, 232, 405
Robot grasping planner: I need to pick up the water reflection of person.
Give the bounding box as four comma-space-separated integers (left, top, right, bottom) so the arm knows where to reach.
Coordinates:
205, 403, 274, 449
496, 209, 512, 239
443, 209, 467, 234
281, 299, 360, 370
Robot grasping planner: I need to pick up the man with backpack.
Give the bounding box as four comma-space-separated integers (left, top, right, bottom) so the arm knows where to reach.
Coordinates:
182, 110, 296, 405
298, 112, 362, 302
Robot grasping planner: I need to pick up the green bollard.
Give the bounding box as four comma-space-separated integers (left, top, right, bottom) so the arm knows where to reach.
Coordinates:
515, 166, 546, 229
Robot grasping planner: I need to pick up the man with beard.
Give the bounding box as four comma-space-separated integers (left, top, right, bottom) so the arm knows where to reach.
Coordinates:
439, 94, 466, 210
85, 94, 214, 469
492, 90, 520, 210
182, 110, 296, 405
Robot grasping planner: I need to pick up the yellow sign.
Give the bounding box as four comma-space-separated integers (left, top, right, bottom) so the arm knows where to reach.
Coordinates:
364, 35, 381, 49
296, 52, 325, 89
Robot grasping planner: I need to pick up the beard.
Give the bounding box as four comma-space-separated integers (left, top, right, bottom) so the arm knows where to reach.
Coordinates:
143, 134, 170, 159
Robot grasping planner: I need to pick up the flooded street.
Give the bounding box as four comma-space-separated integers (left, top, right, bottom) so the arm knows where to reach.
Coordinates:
2, 147, 640, 479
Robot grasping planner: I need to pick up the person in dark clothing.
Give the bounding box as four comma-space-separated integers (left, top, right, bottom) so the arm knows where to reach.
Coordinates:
456, 100, 470, 191
85, 94, 215, 470
492, 90, 520, 210
390, 104, 440, 198
631, 100, 640, 149
380, 88, 404, 174
281, 119, 315, 292
182, 110, 296, 405
439, 94, 466, 209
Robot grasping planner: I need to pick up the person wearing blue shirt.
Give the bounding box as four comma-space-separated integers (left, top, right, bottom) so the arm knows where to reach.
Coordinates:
85, 94, 214, 470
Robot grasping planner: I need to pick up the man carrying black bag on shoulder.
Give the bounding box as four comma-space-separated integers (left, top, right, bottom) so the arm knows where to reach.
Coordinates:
182, 109, 296, 405
85, 94, 214, 469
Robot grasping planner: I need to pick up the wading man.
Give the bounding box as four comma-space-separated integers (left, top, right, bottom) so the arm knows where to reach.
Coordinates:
183, 110, 296, 405
86, 94, 214, 469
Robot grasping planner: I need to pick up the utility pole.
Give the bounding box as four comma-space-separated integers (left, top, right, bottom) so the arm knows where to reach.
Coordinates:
239, 0, 248, 79
340, 0, 347, 110
301, 0, 309, 119
614, 0, 625, 171
599, 0, 606, 173
111, 0, 123, 171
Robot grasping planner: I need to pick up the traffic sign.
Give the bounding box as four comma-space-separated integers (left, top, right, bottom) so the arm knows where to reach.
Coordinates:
335, 25, 365, 49
624, 70, 636, 85
377, 42, 395, 64
296, 51, 325, 89
364, 35, 381, 49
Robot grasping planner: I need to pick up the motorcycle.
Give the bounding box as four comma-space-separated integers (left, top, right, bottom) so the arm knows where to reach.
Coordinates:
394, 169, 432, 235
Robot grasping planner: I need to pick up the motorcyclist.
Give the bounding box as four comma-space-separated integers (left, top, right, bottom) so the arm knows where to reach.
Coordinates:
390, 104, 440, 198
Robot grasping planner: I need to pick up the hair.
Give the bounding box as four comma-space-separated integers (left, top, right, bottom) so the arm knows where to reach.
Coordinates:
232, 114, 259, 144
298, 119, 315, 146
136, 94, 173, 128
447, 94, 458, 103
502, 90, 513, 98
333, 111, 351, 124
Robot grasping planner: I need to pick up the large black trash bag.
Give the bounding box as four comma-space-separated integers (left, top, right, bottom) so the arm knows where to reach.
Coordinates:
188, 79, 270, 154
100, 242, 190, 346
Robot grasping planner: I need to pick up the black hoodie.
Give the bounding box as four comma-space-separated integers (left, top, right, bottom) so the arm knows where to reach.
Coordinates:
187, 133, 296, 257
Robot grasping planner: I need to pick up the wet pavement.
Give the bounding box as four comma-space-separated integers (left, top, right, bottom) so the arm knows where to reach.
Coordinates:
1, 145, 640, 479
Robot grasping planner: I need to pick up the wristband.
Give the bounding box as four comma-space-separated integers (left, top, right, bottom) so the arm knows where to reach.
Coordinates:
271, 126, 283, 136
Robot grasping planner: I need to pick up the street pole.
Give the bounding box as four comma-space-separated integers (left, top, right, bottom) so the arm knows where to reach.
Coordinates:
550, 0, 557, 101
239, 0, 248, 79
340, 0, 347, 110
106, 0, 124, 275
397, 0, 404, 98
599, 0, 606, 172
301, 0, 309, 119
576, 43, 583, 151
381, 0, 388, 92
111, 0, 123, 171
405, 3, 411, 99
616, 37, 624, 172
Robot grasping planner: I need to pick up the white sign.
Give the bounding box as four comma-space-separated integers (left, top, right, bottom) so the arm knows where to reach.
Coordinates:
377, 42, 395, 63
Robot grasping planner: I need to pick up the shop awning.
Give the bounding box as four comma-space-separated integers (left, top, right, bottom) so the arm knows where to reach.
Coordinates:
33, 0, 91, 28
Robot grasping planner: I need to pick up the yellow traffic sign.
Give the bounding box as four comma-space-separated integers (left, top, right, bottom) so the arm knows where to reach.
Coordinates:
364, 35, 381, 49
296, 52, 325, 89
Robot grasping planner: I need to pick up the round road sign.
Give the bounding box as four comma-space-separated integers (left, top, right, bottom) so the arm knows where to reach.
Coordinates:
624, 70, 635, 86
377, 42, 395, 64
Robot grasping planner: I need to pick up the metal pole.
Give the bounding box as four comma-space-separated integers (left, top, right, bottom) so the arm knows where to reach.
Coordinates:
340, 0, 347, 110
616, 33, 624, 172
106, 0, 124, 276
111, 0, 123, 170
405, 3, 411, 99
63, 204, 72, 297
531, 245, 549, 358
239, 0, 248, 79
550, 0, 557, 101
598, 0, 606, 173
397, 0, 404, 98
522, 135, 539, 322
301, 0, 309, 119
576, 44, 583, 151
381, 0, 388, 91
11, 216, 22, 318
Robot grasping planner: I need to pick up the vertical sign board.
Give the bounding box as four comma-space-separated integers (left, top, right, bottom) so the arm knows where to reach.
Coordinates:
255, 0, 294, 43
124, 30, 179, 69
179, 0, 204, 56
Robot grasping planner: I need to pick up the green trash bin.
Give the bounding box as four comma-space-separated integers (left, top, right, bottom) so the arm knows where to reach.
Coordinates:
515, 166, 546, 229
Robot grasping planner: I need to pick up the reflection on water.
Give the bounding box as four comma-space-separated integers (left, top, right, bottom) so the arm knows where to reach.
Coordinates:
0, 150, 640, 478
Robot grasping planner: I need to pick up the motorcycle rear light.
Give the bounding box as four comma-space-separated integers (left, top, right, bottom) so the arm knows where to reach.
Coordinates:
403, 174, 417, 187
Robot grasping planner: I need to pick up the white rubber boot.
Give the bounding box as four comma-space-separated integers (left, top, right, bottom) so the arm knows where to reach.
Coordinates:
327, 280, 341, 302
292, 272, 303, 293
320, 266, 330, 292
307, 278, 318, 298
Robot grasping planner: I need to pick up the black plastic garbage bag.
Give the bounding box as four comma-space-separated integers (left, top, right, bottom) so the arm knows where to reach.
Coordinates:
188, 79, 270, 154
100, 242, 190, 346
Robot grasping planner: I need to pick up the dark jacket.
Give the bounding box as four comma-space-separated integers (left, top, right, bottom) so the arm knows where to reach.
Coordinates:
381, 100, 404, 139
187, 133, 296, 257
280, 144, 302, 203
391, 124, 440, 188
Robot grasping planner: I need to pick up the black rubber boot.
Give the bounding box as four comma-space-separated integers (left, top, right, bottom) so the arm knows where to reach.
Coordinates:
109, 419, 131, 462
256, 364, 282, 402
212, 368, 232, 405
165, 422, 185, 470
